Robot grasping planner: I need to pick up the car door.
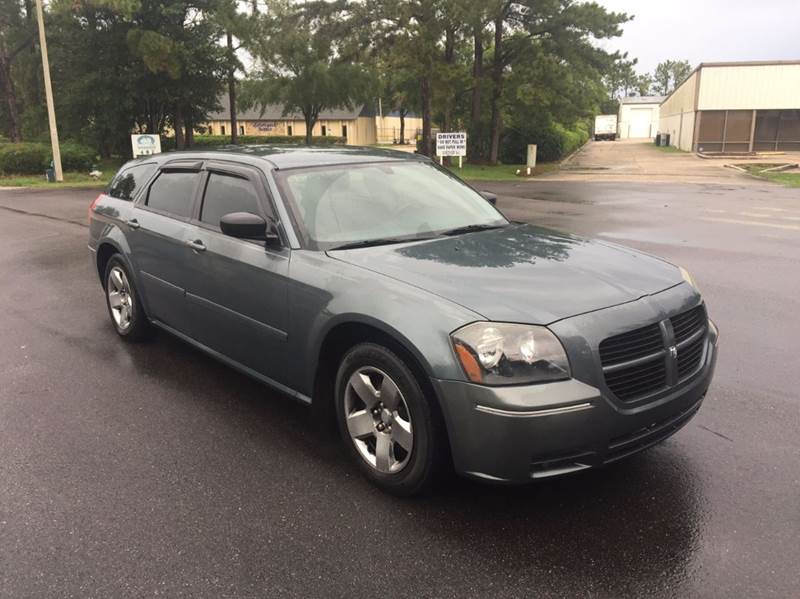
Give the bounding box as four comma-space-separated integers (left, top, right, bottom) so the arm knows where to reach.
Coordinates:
183, 162, 291, 386
126, 162, 203, 336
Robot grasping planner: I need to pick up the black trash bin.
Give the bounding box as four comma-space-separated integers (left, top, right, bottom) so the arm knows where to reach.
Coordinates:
655, 133, 662, 146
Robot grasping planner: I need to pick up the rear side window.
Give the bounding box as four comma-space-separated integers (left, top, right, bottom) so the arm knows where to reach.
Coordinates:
107, 163, 157, 200
200, 173, 262, 227
146, 171, 199, 218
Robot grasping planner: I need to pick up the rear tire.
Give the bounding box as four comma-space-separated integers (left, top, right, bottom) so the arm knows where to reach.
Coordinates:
334, 342, 443, 496
103, 255, 153, 342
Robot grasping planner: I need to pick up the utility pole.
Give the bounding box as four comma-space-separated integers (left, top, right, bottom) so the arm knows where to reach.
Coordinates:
34, 0, 62, 182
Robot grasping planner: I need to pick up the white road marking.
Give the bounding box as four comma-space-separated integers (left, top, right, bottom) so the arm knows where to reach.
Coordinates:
740, 211, 800, 221
700, 217, 800, 231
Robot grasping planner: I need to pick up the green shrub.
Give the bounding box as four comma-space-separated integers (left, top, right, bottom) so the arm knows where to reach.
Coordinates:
0, 143, 49, 175
162, 134, 346, 151
500, 120, 590, 164
59, 142, 96, 171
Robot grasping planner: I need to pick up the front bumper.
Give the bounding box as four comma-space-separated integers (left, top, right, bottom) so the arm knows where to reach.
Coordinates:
433, 322, 718, 483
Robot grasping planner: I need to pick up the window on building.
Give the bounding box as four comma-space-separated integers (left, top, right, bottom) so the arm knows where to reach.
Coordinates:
146, 171, 199, 218
221, 125, 226, 136
287, 125, 293, 136
239, 125, 245, 135
342, 124, 348, 139
107, 163, 157, 201
200, 173, 262, 228
321, 125, 327, 137
755, 110, 800, 151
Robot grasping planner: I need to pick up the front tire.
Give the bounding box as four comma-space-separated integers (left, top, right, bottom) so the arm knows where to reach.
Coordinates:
334, 343, 443, 496
103, 256, 152, 342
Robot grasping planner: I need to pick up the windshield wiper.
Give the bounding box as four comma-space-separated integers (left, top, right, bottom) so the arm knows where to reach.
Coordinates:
440, 223, 508, 237
328, 236, 433, 251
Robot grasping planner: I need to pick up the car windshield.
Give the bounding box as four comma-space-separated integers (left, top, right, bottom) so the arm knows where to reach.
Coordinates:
275, 160, 508, 250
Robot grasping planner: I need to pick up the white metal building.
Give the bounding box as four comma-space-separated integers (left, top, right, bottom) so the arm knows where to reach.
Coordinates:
618, 96, 664, 139
659, 60, 800, 153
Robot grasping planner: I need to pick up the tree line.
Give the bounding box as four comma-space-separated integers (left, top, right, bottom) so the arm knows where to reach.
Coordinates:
0, 0, 691, 165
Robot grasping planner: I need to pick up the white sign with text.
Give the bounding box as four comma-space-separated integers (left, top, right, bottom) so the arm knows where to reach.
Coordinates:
131, 134, 162, 158
436, 132, 467, 157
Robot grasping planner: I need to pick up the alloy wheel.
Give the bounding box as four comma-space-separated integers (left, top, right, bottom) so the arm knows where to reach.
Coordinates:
107, 266, 133, 331
343, 366, 414, 474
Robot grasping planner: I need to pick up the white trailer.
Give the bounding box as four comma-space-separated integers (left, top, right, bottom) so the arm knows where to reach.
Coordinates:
594, 114, 618, 141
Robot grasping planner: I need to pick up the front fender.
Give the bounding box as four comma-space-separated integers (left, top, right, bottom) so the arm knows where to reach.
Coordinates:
287, 251, 481, 398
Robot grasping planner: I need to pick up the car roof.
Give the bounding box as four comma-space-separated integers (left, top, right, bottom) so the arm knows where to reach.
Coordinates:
135, 145, 429, 171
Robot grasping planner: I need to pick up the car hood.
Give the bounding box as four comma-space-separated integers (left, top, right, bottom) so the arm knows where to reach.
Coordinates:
327, 224, 684, 324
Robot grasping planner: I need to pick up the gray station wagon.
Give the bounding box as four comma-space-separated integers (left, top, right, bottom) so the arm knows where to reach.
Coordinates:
88, 146, 718, 495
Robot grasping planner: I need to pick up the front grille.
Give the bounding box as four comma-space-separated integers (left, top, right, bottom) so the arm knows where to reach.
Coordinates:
599, 323, 663, 365
599, 323, 667, 401
673, 306, 708, 378
603, 358, 668, 401
599, 304, 709, 403
671, 305, 707, 344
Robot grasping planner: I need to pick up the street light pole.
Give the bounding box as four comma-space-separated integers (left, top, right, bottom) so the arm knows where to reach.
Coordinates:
34, 0, 62, 182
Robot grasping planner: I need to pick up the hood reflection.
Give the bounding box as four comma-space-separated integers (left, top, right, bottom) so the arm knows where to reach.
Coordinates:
396, 224, 582, 269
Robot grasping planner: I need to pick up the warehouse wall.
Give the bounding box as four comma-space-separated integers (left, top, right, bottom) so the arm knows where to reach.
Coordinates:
698, 64, 800, 110
659, 111, 696, 152
659, 70, 699, 151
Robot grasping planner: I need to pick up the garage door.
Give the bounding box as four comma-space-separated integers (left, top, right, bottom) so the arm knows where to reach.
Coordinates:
628, 108, 654, 138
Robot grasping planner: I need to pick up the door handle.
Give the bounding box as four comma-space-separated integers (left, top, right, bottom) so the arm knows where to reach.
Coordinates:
187, 239, 206, 252
126, 218, 140, 229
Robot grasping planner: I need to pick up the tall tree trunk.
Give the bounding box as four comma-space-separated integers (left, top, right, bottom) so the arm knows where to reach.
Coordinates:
174, 105, 185, 150
420, 76, 432, 157
0, 44, 21, 142
185, 113, 194, 147
227, 31, 238, 145
303, 108, 317, 145
488, 15, 503, 165
469, 26, 484, 162
399, 108, 406, 144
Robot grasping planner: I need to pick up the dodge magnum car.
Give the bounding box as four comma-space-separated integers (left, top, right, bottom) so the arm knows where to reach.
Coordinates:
88, 146, 718, 495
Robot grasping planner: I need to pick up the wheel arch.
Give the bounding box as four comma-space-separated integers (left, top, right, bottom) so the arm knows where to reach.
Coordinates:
310, 318, 445, 432
95, 241, 122, 283
94, 238, 151, 318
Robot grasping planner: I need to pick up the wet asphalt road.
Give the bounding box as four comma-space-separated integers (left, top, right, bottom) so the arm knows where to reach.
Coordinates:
0, 181, 799, 598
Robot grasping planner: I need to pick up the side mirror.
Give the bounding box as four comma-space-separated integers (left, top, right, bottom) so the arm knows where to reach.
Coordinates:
221, 212, 283, 248
220, 212, 267, 239
480, 191, 498, 206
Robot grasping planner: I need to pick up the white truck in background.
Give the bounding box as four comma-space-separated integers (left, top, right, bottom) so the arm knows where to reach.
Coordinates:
594, 114, 618, 141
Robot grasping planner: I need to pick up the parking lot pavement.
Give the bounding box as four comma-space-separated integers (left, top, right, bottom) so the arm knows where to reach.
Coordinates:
548, 139, 789, 184
1, 181, 799, 597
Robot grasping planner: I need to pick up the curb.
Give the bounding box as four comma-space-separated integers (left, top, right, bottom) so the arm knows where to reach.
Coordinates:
560, 139, 591, 166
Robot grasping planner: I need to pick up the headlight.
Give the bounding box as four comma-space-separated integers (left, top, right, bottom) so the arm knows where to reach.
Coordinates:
451, 322, 571, 385
679, 266, 700, 292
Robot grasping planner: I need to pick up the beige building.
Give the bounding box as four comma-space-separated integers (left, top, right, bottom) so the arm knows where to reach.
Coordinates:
659, 60, 800, 153
618, 96, 664, 139
204, 96, 423, 146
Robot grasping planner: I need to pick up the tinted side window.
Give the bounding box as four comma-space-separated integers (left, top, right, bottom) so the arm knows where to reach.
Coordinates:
108, 163, 157, 200
146, 171, 198, 218
200, 173, 262, 227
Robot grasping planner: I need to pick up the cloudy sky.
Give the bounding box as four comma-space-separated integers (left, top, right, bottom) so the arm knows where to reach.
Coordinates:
596, 0, 800, 73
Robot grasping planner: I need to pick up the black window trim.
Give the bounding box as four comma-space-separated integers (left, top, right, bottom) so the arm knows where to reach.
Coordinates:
138, 163, 204, 222
191, 160, 288, 249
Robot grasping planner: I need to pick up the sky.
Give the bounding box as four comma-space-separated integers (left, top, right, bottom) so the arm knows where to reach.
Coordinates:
596, 0, 800, 74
